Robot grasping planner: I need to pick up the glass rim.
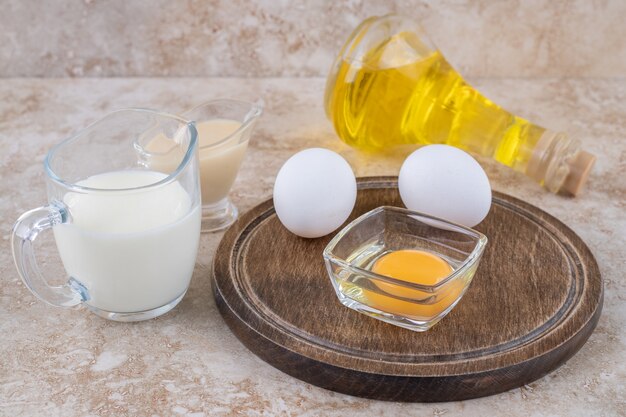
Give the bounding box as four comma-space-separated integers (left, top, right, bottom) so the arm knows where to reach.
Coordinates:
44, 108, 198, 194
322, 206, 488, 291
182, 98, 264, 151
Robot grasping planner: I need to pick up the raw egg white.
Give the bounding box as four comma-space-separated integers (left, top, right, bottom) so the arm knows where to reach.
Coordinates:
399, 145, 491, 227
273, 148, 357, 238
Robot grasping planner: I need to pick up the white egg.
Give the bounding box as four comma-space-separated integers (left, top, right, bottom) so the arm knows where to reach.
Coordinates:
273, 148, 357, 238
399, 145, 491, 227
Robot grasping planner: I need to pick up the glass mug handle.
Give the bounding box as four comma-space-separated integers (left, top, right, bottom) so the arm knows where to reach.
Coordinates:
11, 201, 88, 307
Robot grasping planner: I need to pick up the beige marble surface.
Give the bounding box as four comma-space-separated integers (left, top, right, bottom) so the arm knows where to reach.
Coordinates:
0, 77, 624, 416
1, 0, 625, 78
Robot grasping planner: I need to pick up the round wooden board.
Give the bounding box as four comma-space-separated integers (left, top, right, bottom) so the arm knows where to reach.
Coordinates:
212, 177, 603, 402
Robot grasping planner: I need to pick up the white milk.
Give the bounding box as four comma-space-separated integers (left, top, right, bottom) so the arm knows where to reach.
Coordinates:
53, 170, 201, 313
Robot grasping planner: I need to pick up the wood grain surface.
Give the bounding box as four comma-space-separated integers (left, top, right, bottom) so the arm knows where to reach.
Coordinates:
212, 177, 603, 402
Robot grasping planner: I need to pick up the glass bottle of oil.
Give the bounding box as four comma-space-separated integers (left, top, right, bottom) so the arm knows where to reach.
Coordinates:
325, 15, 595, 195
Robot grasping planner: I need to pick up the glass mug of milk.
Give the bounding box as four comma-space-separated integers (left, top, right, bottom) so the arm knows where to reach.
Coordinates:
11, 109, 201, 321
182, 99, 263, 232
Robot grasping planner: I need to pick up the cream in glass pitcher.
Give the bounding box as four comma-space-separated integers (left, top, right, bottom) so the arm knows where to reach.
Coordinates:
143, 99, 262, 232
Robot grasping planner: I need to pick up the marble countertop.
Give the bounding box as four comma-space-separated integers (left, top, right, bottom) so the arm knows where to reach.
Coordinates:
1, 78, 624, 416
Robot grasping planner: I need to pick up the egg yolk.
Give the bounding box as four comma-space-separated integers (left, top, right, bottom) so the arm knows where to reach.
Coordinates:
364, 250, 464, 320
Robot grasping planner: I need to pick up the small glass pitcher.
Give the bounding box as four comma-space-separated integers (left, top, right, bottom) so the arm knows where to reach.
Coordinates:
182, 99, 263, 232
11, 109, 201, 321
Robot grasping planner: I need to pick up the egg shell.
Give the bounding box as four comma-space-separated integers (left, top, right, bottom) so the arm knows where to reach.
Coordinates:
398, 145, 492, 228
273, 148, 357, 238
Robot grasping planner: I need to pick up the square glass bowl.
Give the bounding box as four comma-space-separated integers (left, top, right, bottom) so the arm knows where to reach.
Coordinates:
323, 206, 488, 332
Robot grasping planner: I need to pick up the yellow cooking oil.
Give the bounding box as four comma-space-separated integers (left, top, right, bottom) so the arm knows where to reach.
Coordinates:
324, 16, 595, 195
325, 33, 544, 173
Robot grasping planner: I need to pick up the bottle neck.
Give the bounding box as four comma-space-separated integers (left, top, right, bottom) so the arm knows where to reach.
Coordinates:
526, 130, 595, 196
